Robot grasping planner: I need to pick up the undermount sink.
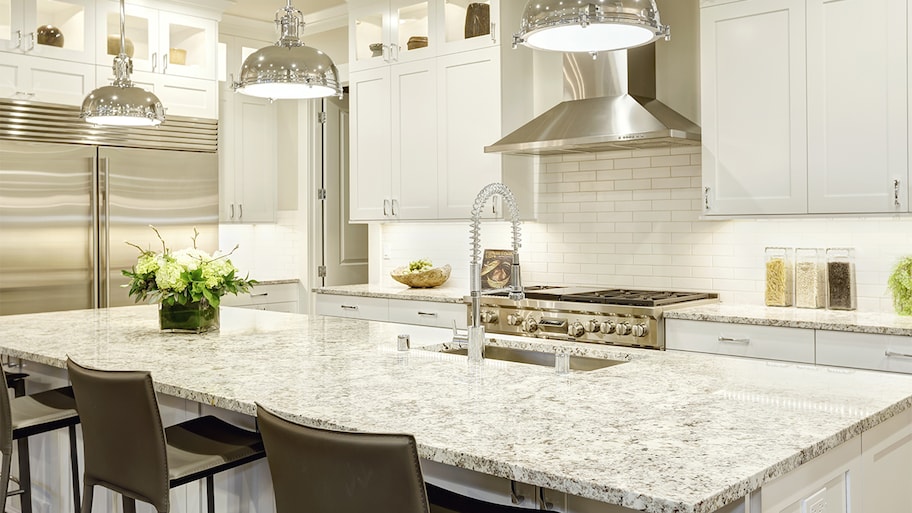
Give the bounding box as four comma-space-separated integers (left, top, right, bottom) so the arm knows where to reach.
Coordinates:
437, 345, 625, 372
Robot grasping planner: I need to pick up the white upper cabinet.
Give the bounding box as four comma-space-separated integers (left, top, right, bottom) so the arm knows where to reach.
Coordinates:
0, 0, 95, 63
95, 1, 217, 81
701, 0, 807, 215
806, 0, 908, 214
349, 0, 435, 72
350, 65, 394, 220
0, 51, 94, 104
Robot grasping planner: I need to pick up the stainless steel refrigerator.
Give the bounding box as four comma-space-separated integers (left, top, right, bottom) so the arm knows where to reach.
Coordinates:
0, 100, 219, 315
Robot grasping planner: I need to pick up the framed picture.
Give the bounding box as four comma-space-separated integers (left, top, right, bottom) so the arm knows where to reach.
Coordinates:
481, 249, 513, 290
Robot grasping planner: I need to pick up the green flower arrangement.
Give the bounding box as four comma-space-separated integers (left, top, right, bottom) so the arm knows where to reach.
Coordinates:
888, 256, 912, 316
123, 226, 256, 308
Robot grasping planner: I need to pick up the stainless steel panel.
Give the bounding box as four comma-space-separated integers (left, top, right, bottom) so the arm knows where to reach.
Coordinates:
0, 141, 95, 315
101, 147, 218, 308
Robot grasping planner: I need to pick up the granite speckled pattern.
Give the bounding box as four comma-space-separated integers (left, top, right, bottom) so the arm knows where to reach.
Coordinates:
314, 283, 468, 303
664, 303, 912, 336
256, 279, 300, 286
3, 306, 912, 513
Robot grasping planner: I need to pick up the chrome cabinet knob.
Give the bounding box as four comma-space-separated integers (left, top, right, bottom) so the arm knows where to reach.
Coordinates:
632, 323, 649, 338
568, 322, 585, 338
615, 322, 631, 336
599, 320, 616, 334
522, 317, 538, 333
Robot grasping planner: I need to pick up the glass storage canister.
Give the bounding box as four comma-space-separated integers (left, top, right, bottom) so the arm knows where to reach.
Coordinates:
826, 248, 856, 310
794, 248, 826, 309
765, 247, 793, 307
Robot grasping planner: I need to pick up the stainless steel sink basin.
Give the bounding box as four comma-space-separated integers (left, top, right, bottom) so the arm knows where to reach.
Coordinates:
438, 345, 625, 372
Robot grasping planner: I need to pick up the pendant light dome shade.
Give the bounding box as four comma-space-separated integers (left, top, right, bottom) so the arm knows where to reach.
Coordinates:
515, 0, 670, 53
234, 1, 342, 100
81, 0, 164, 126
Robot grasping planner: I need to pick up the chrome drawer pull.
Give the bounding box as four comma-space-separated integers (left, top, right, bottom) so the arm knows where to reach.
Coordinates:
719, 336, 750, 344
885, 350, 912, 359
417, 311, 438, 317
341, 305, 359, 311
250, 293, 268, 297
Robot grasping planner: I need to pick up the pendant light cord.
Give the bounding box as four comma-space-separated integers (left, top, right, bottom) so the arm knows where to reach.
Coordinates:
119, 0, 126, 57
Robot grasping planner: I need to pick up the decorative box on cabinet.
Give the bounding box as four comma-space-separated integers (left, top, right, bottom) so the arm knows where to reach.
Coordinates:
0, 0, 95, 63
95, 1, 217, 81
665, 318, 816, 364
349, 0, 532, 222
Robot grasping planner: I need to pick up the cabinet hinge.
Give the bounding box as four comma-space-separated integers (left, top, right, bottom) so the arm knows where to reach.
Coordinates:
317, 112, 327, 124
317, 265, 327, 278
317, 188, 327, 200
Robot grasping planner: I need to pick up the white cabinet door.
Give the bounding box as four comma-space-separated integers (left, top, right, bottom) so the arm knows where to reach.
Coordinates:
225, 93, 277, 223
816, 329, 912, 374
388, 299, 467, 328
314, 294, 390, 321
2, 0, 96, 63
806, 0, 907, 214
436, 46, 502, 219
0, 53, 94, 105
665, 319, 816, 363
437, 0, 501, 55
349, 0, 435, 73
350, 66, 393, 221
391, 58, 437, 220
860, 408, 912, 512
701, 0, 807, 215
95, 66, 217, 119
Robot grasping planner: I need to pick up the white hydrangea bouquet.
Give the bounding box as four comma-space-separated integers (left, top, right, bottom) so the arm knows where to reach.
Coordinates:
122, 226, 256, 332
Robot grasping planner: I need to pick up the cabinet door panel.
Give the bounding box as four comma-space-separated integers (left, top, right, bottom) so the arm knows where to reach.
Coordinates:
235, 95, 277, 223
437, 46, 502, 219
860, 408, 912, 512
391, 59, 437, 219
350, 67, 392, 221
807, 0, 907, 213
701, 0, 807, 215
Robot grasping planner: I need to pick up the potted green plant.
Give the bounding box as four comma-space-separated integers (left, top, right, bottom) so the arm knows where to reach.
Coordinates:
888, 256, 912, 315
123, 226, 256, 332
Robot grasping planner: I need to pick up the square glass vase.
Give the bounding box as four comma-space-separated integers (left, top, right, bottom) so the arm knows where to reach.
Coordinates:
159, 300, 219, 333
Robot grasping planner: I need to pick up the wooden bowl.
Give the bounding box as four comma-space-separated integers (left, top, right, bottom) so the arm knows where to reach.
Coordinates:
390, 264, 451, 288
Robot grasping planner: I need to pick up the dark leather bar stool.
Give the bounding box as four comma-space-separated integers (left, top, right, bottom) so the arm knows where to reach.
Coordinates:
66, 358, 266, 513
0, 363, 81, 513
256, 404, 531, 513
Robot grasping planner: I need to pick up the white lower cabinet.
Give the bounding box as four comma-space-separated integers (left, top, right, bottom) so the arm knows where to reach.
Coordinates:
859, 407, 912, 512
221, 282, 300, 313
815, 329, 912, 374
315, 293, 468, 329
665, 319, 816, 363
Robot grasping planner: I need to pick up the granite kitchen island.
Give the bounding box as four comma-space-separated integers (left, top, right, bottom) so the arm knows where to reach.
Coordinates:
1, 305, 911, 513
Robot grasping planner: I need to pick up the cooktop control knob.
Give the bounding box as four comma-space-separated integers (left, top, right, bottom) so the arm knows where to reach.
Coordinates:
480, 310, 499, 324
615, 321, 631, 336
632, 323, 649, 338
522, 317, 538, 333
584, 319, 600, 333
599, 320, 616, 334
568, 322, 585, 338
506, 313, 523, 326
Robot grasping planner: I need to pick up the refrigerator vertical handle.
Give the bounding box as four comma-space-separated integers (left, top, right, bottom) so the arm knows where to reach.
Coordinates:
99, 157, 111, 308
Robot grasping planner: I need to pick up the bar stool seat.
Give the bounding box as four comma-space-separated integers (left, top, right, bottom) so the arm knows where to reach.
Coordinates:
67, 358, 265, 513
0, 367, 81, 513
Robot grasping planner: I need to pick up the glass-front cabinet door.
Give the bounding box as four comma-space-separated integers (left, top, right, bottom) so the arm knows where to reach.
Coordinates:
349, 0, 433, 72
96, 0, 216, 81
439, 0, 498, 54
0, 0, 94, 63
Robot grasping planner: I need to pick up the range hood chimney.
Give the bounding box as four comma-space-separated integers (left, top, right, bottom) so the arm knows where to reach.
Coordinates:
485, 45, 700, 156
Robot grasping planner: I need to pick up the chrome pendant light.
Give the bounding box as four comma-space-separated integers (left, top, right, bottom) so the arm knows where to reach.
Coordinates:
81, 0, 164, 126
233, 0, 342, 100
514, 0, 670, 53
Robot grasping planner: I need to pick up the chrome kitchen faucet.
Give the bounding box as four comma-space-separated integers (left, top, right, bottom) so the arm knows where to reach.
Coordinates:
468, 183, 524, 363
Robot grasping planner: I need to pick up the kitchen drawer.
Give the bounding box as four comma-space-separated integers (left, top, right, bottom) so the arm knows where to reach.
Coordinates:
240, 302, 298, 314
222, 283, 299, 307
388, 299, 467, 329
666, 319, 816, 363
314, 294, 389, 322
816, 330, 912, 375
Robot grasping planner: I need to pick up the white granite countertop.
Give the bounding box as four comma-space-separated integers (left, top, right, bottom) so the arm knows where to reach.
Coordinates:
314, 283, 468, 303
664, 303, 912, 336
2, 305, 912, 513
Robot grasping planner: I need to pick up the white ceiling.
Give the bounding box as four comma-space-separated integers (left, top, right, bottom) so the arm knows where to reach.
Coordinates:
225, 0, 347, 22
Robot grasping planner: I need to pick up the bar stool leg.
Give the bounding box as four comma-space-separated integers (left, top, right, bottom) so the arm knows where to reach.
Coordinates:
206, 475, 215, 513
68, 424, 81, 513
16, 438, 31, 513
122, 496, 136, 513
0, 451, 11, 509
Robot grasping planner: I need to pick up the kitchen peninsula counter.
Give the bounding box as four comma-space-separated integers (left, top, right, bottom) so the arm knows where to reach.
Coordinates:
664, 303, 912, 337
2, 306, 911, 513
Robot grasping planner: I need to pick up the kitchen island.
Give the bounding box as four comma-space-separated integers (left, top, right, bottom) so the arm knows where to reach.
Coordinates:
1, 306, 911, 513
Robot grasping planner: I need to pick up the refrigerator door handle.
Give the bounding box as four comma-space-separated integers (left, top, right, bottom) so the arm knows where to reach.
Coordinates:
98, 157, 111, 308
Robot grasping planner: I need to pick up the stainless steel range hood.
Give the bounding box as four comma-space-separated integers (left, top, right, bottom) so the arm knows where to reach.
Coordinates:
485, 44, 700, 156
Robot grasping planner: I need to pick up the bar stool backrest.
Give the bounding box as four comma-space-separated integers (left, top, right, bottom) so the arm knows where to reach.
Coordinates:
67, 359, 170, 512
256, 404, 430, 513
0, 365, 12, 456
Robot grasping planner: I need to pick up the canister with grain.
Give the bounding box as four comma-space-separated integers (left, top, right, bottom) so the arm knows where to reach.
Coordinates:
795, 248, 826, 309
765, 247, 793, 307
826, 248, 856, 310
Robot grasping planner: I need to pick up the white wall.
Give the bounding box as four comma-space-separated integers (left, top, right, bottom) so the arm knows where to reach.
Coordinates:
380, 146, 912, 314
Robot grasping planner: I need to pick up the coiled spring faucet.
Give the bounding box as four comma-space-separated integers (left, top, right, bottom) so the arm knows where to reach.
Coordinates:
468, 183, 524, 363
